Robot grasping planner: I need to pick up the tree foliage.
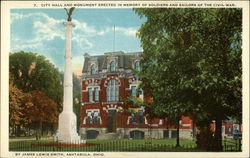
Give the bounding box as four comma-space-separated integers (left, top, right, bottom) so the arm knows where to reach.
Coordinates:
135, 8, 242, 150
9, 51, 63, 136
9, 51, 63, 105
73, 73, 81, 131
24, 90, 59, 139
9, 75, 28, 133
24, 90, 58, 124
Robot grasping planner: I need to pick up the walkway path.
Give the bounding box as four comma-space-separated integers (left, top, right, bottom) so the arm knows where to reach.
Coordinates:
9, 137, 53, 142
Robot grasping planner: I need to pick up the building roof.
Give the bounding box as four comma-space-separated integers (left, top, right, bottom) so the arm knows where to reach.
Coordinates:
82, 51, 141, 73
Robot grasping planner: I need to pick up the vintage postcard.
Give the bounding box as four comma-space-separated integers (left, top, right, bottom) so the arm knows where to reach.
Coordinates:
1, 1, 249, 158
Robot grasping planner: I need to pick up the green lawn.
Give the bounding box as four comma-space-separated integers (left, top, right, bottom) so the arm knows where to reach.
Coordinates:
9, 138, 198, 152
222, 139, 242, 151
9, 137, 240, 152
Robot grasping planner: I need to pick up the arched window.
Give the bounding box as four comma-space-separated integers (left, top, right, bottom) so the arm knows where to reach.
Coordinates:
134, 61, 140, 71
110, 61, 116, 72
90, 64, 95, 74
106, 79, 119, 101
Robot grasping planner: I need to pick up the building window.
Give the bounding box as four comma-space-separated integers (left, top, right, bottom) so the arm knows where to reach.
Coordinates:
139, 88, 143, 95
134, 74, 140, 81
134, 61, 141, 80
90, 64, 96, 74
134, 61, 140, 71
130, 130, 145, 139
88, 88, 93, 102
86, 111, 100, 125
93, 111, 100, 124
131, 86, 136, 97
131, 110, 144, 125
106, 79, 119, 102
86, 111, 92, 124
138, 110, 144, 124
94, 87, 99, 102
131, 112, 136, 122
225, 125, 233, 134
110, 61, 116, 72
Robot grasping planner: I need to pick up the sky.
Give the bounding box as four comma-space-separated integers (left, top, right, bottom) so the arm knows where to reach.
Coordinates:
10, 9, 146, 76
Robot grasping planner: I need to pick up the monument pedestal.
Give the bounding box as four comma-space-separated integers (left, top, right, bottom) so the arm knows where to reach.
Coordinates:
58, 111, 85, 143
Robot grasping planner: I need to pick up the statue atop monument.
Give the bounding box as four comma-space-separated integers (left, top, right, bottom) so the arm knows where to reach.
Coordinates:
64, 7, 75, 21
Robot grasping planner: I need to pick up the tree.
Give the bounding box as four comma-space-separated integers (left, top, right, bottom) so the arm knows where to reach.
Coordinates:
73, 73, 81, 132
9, 51, 63, 106
134, 8, 202, 147
135, 8, 242, 150
9, 75, 28, 136
9, 51, 63, 136
192, 9, 242, 150
24, 90, 58, 139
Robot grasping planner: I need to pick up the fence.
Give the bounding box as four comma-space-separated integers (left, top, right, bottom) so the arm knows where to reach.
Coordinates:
223, 138, 242, 151
10, 140, 196, 152
9, 139, 241, 152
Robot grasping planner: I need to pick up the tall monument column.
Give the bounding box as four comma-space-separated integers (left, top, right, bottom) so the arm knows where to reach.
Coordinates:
57, 8, 84, 143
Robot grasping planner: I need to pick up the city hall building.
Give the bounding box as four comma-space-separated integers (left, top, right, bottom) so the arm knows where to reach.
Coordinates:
80, 51, 194, 139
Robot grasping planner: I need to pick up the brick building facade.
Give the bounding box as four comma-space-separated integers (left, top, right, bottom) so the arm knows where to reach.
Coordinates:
211, 120, 242, 139
80, 51, 194, 139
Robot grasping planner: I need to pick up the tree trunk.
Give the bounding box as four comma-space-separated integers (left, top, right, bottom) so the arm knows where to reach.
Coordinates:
37, 120, 42, 140
176, 119, 180, 147
215, 118, 223, 151
192, 117, 196, 139
16, 125, 21, 136
12, 126, 15, 136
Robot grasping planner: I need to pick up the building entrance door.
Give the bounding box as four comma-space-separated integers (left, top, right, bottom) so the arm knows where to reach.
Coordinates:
107, 109, 117, 133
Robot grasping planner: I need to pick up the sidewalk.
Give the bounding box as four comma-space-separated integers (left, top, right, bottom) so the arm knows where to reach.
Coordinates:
9, 137, 53, 142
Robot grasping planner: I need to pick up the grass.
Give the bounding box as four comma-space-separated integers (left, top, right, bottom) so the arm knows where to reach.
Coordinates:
9, 137, 240, 152
223, 139, 242, 151
9, 138, 198, 152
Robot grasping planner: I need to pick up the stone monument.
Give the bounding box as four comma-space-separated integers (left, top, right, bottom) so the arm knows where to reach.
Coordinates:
57, 8, 84, 144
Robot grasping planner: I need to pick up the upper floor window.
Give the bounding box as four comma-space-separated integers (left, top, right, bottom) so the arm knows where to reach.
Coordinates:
131, 86, 137, 97
134, 61, 140, 71
139, 88, 143, 95
88, 88, 93, 102
94, 87, 99, 102
134, 74, 140, 81
90, 64, 96, 75
110, 61, 116, 72
88, 87, 99, 102
106, 79, 119, 102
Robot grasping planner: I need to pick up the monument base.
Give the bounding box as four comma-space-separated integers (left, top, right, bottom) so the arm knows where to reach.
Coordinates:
57, 111, 85, 144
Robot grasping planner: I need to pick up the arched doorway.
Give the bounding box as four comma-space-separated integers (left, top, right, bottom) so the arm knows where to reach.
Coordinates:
107, 109, 117, 133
